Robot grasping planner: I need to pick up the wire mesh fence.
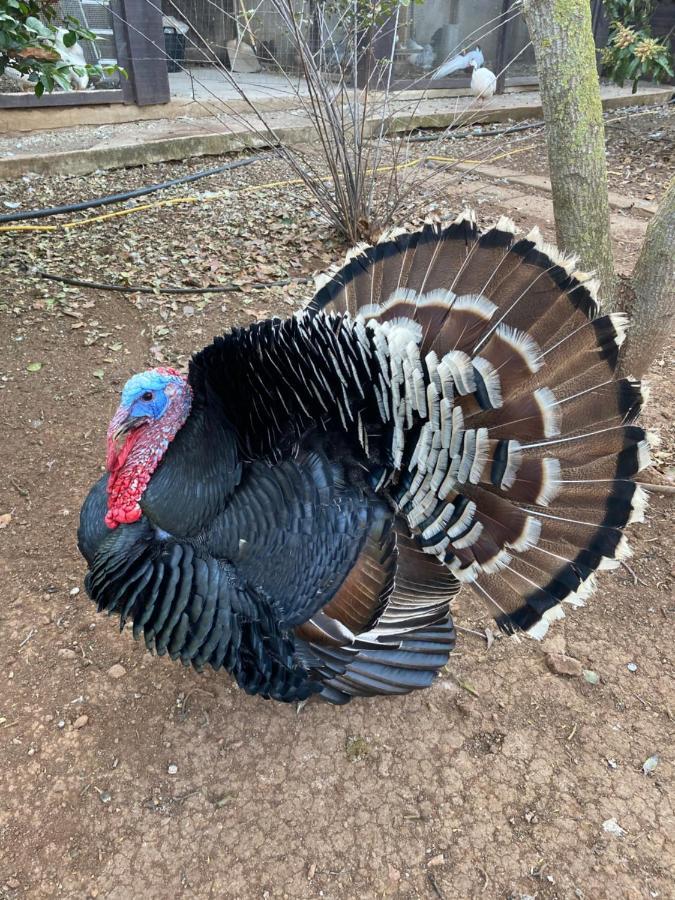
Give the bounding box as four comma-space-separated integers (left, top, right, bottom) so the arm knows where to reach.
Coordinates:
157, 0, 536, 80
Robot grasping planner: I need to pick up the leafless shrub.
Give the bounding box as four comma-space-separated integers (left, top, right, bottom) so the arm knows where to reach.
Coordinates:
111, 0, 530, 242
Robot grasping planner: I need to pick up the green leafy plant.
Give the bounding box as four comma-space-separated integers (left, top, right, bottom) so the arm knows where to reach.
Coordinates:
0, 0, 123, 96
601, 0, 674, 93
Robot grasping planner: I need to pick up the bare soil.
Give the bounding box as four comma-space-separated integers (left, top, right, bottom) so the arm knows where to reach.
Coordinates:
0, 149, 673, 900
449, 106, 674, 199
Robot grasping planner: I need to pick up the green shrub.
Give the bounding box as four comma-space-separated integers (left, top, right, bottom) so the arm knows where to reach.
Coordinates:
601, 0, 674, 92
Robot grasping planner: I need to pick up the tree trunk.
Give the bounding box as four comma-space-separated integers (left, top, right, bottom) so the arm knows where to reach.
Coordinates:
523, 0, 617, 301
621, 178, 675, 379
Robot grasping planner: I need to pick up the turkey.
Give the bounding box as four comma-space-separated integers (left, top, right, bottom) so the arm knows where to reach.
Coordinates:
78, 212, 650, 705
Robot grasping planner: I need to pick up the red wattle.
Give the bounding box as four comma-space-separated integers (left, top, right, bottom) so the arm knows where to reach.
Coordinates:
107, 427, 143, 474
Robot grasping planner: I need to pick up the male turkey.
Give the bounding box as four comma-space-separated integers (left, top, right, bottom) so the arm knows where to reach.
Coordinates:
78, 213, 650, 704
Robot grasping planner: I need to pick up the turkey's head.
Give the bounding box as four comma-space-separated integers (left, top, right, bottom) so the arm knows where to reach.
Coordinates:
105, 368, 192, 529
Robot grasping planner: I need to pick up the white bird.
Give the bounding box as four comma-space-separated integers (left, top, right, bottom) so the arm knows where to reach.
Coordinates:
408, 42, 435, 71
469, 60, 497, 103
5, 27, 89, 91
54, 28, 89, 91
431, 45, 484, 80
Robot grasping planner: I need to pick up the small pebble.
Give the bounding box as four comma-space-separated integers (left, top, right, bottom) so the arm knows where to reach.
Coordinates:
73, 715, 89, 730
107, 664, 126, 679
602, 817, 626, 837
99, 791, 112, 804
427, 854, 444, 867
642, 754, 659, 775
167, 764, 178, 775
69, 587, 80, 596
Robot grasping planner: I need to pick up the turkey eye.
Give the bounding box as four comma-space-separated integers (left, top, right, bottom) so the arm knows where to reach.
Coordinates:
141, 391, 153, 401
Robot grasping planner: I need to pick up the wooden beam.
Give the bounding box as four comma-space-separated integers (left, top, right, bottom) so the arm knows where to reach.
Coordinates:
390, 75, 538, 92
0, 90, 124, 109
495, 0, 513, 95
111, 0, 135, 104
112, 0, 170, 106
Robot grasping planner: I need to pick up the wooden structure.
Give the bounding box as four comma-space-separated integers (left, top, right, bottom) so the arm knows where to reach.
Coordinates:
2, 0, 672, 112
0, 0, 170, 110
113, 0, 170, 105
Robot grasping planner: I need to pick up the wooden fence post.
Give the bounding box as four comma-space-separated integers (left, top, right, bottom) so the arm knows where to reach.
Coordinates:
495, 0, 513, 95
112, 0, 170, 106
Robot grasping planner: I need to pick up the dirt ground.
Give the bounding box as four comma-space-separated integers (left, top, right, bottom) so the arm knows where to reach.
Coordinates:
448, 106, 674, 200
0, 132, 673, 900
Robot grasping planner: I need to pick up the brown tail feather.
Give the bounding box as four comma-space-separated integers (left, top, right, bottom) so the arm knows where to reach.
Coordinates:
308, 213, 650, 638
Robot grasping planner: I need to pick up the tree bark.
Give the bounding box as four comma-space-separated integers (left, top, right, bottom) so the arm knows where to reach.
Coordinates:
621, 178, 675, 379
523, 0, 617, 301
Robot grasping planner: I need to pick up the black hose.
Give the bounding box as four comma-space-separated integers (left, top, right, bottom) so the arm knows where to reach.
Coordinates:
407, 120, 546, 143
34, 269, 312, 295
0, 152, 272, 224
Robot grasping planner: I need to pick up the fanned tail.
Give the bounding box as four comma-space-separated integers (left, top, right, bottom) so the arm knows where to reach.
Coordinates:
308, 212, 651, 638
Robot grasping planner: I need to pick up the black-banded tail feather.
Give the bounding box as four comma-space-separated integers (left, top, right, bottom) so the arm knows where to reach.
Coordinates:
306, 211, 650, 640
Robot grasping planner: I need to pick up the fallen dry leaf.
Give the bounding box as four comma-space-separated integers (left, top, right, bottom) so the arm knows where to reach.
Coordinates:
17, 46, 60, 62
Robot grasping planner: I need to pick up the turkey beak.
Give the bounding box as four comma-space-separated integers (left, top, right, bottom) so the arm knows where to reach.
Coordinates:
107, 408, 150, 472
111, 414, 147, 444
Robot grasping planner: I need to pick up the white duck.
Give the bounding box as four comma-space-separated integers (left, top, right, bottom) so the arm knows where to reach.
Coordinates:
470, 59, 497, 103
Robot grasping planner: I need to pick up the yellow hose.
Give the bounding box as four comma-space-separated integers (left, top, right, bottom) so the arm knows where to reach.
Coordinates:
0, 146, 532, 234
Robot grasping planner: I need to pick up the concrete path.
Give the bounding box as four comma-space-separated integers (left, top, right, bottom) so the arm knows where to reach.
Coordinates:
168, 68, 311, 101
0, 83, 671, 180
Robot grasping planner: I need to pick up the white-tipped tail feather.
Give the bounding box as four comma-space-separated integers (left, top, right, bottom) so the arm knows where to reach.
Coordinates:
307, 211, 650, 643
